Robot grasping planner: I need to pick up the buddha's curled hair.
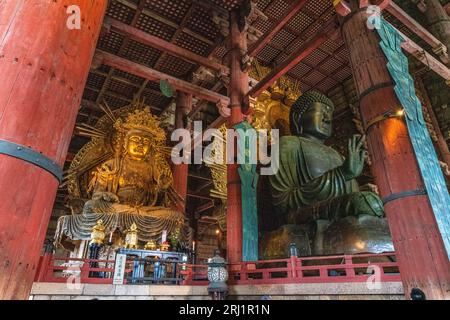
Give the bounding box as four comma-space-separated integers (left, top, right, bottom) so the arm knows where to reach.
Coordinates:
290, 90, 334, 135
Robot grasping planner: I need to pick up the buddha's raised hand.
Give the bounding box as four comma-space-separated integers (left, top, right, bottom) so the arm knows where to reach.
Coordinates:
342, 134, 367, 180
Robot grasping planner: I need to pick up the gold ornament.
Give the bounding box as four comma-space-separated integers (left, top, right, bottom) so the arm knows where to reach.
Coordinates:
124, 223, 139, 249
144, 240, 157, 251
90, 220, 106, 245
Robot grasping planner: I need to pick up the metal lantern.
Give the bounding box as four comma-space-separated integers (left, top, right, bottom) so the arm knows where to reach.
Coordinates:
124, 223, 139, 249
207, 250, 228, 300
289, 242, 298, 257
90, 220, 106, 245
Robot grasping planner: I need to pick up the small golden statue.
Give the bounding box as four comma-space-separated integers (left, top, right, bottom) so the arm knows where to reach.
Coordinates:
55, 100, 190, 249
144, 240, 157, 251
90, 219, 106, 245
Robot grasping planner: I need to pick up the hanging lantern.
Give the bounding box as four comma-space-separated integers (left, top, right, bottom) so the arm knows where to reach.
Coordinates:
90, 220, 106, 245
124, 223, 139, 249
207, 250, 228, 300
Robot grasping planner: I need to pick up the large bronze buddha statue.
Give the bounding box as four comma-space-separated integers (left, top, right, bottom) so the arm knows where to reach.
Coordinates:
263, 91, 393, 257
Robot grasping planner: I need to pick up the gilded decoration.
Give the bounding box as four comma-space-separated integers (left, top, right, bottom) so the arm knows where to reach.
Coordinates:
206, 61, 302, 232
55, 99, 191, 249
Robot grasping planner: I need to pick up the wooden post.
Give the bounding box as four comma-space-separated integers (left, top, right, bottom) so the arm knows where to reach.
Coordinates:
342, 9, 450, 299
226, 11, 248, 264
0, 0, 107, 299
172, 92, 192, 213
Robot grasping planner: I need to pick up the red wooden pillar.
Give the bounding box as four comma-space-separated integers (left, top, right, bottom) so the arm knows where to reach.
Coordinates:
342, 9, 450, 299
172, 92, 192, 213
0, 0, 107, 299
226, 11, 248, 264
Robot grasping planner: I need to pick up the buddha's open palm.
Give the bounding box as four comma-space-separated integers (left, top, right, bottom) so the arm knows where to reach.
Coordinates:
342, 134, 366, 180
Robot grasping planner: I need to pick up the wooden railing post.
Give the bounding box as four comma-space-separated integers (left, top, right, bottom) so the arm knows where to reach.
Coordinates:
80, 260, 90, 283
35, 253, 52, 282
344, 255, 356, 278
289, 255, 297, 279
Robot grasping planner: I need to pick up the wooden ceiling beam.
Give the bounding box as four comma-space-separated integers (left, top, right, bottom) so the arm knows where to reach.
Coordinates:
105, 17, 229, 74
248, 0, 310, 57
385, 1, 448, 63
246, 18, 339, 98
97, 50, 230, 106
396, 28, 450, 81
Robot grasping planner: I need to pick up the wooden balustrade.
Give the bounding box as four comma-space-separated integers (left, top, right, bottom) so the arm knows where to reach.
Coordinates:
35, 252, 400, 286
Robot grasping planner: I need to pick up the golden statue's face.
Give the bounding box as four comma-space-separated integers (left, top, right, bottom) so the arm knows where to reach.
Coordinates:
125, 130, 151, 160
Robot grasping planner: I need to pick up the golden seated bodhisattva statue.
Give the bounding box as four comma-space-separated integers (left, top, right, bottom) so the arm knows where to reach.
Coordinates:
55, 102, 187, 247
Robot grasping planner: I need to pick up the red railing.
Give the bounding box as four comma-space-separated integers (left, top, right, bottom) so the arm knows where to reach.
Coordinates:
35, 255, 116, 284
35, 252, 400, 285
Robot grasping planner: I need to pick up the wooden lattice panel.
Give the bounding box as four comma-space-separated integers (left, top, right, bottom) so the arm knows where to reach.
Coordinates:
305, 0, 332, 17
107, 0, 136, 24
289, 62, 312, 79
97, 31, 125, 55
211, 45, 227, 60
318, 57, 344, 74
86, 73, 107, 89
316, 77, 338, 94
286, 38, 306, 55
145, 81, 162, 92
252, 18, 274, 35
141, 90, 171, 109
304, 69, 326, 87
265, 0, 291, 21
108, 79, 138, 99
82, 88, 99, 102
103, 94, 131, 109
256, 0, 272, 11
258, 45, 281, 63
303, 49, 328, 66
185, 5, 219, 42
321, 38, 343, 54
333, 66, 352, 82
174, 32, 212, 57
144, 0, 191, 24
271, 29, 296, 51
136, 13, 177, 41
113, 69, 145, 85
287, 11, 315, 33
209, 0, 243, 10
120, 39, 162, 66
156, 53, 195, 78
334, 46, 350, 64
302, 22, 322, 40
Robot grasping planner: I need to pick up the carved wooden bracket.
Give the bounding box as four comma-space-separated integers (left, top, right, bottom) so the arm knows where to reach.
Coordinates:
216, 100, 231, 118
212, 11, 230, 37
217, 69, 230, 90
91, 52, 104, 70
238, 0, 267, 32
432, 44, 450, 65
241, 52, 252, 72
412, 0, 427, 13
333, 0, 352, 16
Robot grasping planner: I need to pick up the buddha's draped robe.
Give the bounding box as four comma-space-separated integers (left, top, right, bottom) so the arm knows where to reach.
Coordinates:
270, 136, 384, 222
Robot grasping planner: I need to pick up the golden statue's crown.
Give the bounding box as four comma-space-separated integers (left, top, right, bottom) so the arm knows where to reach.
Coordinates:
114, 107, 166, 142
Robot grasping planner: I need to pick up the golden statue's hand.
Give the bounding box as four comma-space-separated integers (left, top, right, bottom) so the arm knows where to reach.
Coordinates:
92, 191, 120, 203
